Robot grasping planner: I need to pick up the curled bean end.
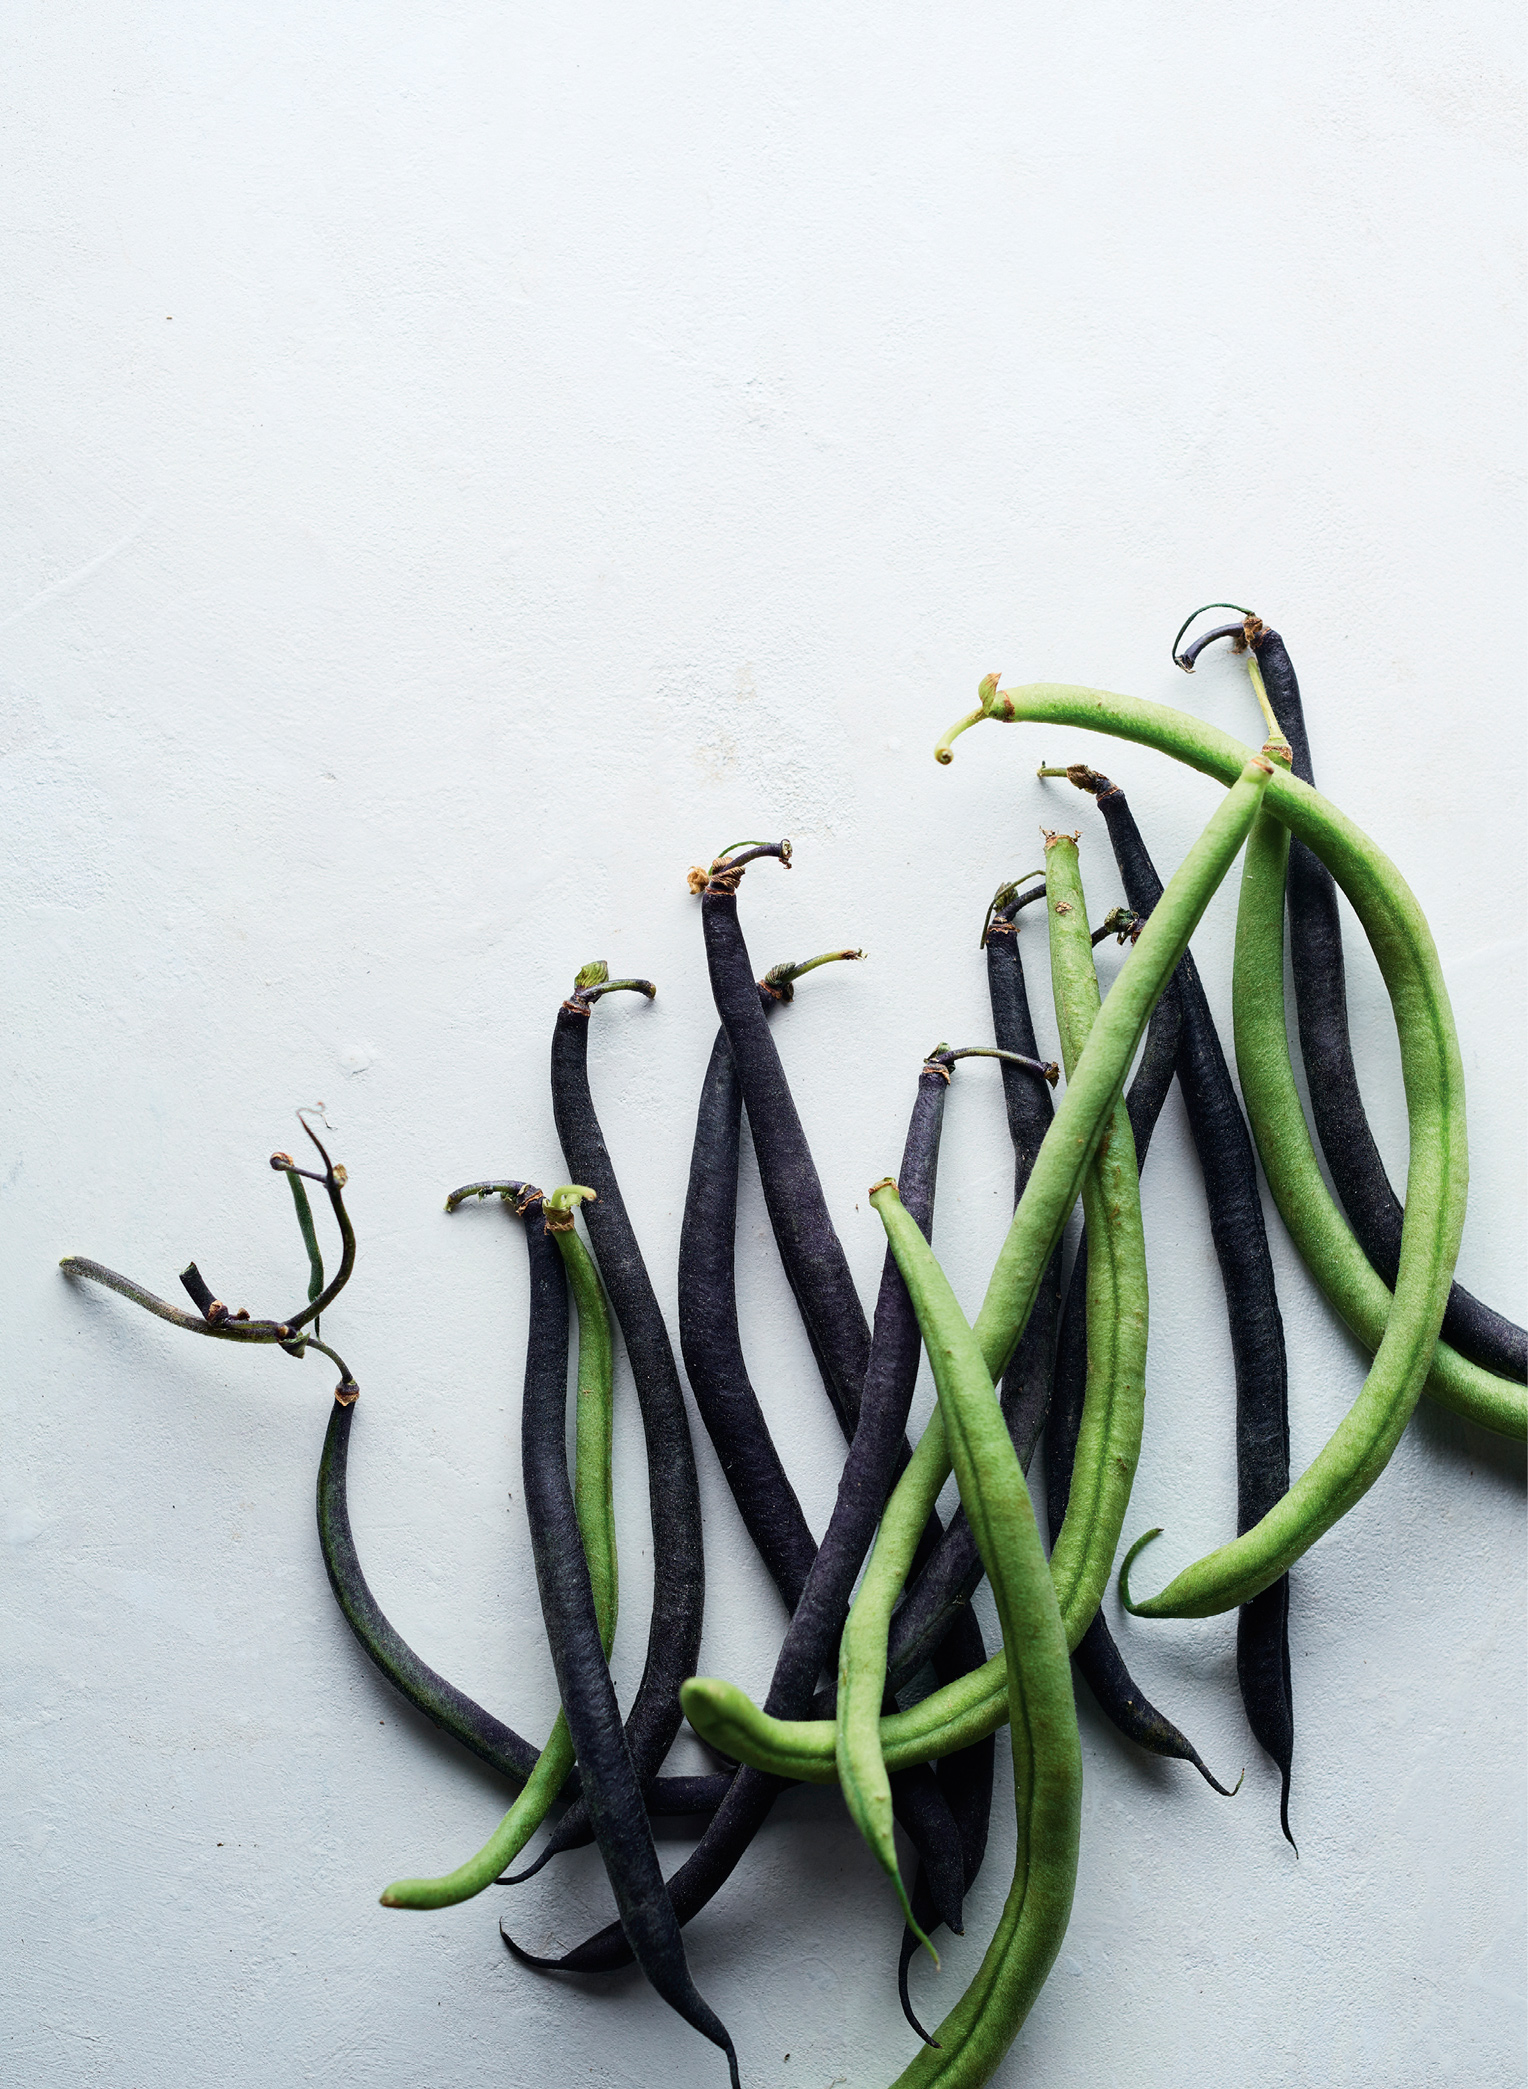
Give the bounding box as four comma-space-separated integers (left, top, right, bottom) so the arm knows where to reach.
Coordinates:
935, 672, 1006, 762
1117, 1527, 1165, 1614
898, 1953, 943, 2049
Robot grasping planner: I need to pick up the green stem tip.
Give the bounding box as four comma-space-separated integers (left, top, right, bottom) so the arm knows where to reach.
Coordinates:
544, 1184, 597, 1232
933, 1045, 1060, 1087
572, 961, 656, 1005
1117, 1527, 1164, 1614
1243, 651, 1292, 759
545, 1184, 597, 1212
763, 947, 865, 989
935, 672, 1009, 764
980, 870, 1046, 946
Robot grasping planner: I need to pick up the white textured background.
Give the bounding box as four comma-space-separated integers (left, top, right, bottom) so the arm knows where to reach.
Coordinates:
3, 6, 1524, 2085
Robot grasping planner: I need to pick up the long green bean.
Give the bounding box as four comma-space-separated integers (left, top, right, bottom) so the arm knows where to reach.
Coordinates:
1041, 830, 1149, 1635
1231, 777, 1524, 1441
872, 1182, 1081, 2085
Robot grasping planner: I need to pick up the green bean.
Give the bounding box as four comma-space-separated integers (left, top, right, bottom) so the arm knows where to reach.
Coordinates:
871, 1181, 1081, 2084
836, 1419, 950, 1962
1121, 815, 1474, 1607
1232, 770, 1524, 1441
939, 675, 1485, 1616
681, 753, 1273, 1781
1041, 829, 1149, 1637
380, 1187, 616, 1909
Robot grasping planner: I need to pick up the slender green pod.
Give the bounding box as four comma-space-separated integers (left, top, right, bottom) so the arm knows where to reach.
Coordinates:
1229, 718, 1521, 1437
1041, 830, 1149, 1636
1120, 794, 1483, 1614
509, 1191, 739, 2082
836, 1435, 950, 1962
937, 675, 1485, 1613
380, 1188, 617, 1910
557, 1189, 620, 1613
1231, 772, 1524, 1441
682, 756, 1274, 1780
871, 1182, 1081, 2085
1214, 613, 1526, 1384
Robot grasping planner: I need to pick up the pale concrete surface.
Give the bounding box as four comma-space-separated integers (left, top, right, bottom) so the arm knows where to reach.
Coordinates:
3, 5, 1523, 2085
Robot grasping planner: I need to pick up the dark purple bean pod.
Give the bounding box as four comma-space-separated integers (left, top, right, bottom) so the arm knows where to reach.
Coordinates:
679, 952, 864, 1612
317, 1390, 553, 1786
986, 876, 1066, 1467
696, 844, 871, 1437
897, 1600, 995, 2045
1058, 759, 1293, 1843
534, 965, 707, 1867
502, 1049, 959, 1971
504, 1188, 738, 2087
883, 883, 1062, 1691
327, 1413, 727, 1834
1044, 967, 1238, 1794
1243, 622, 1524, 1385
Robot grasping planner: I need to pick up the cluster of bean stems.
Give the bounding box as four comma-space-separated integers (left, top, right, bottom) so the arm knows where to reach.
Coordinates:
61, 612, 1524, 2088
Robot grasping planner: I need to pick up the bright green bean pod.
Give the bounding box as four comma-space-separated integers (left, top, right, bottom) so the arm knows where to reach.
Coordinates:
871, 1181, 1081, 2085
681, 755, 1272, 1781
380, 1187, 616, 1909
1041, 831, 1149, 1634
1117, 786, 1470, 1615
1233, 785, 1524, 1441
559, 1192, 620, 1610
835, 1431, 949, 1959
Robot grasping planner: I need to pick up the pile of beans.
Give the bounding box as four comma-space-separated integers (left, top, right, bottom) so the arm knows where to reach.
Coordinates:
62, 612, 1525, 2085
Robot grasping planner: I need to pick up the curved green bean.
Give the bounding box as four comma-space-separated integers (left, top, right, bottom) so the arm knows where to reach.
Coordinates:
872, 1181, 1081, 2085
380, 1186, 616, 1909
836, 1425, 948, 1958
1119, 802, 1467, 1611
1232, 779, 1524, 1441
1042, 831, 1149, 1634
681, 753, 1273, 1780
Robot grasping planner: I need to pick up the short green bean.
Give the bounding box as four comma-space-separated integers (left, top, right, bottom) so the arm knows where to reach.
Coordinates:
380, 1186, 615, 1909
